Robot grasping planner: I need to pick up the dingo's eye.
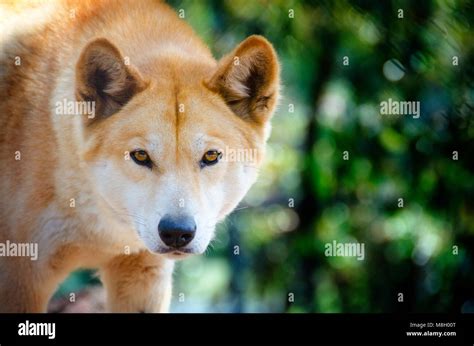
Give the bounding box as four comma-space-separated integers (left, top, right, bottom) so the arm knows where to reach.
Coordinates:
131, 150, 152, 168
201, 150, 222, 167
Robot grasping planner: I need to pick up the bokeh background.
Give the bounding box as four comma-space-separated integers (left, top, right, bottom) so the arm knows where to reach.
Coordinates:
50, 0, 474, 313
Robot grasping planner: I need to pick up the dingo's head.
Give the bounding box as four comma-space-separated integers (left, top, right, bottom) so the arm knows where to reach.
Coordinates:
76, 36, 279, 258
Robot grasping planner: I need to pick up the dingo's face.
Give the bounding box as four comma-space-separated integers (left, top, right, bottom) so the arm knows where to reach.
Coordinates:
77, 37, 279, 258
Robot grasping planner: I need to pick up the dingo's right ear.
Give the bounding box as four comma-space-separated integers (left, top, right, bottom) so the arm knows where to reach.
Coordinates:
75, 38, 147, 122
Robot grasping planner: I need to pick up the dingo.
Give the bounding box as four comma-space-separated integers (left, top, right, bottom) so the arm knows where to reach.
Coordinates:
0, 0, 280, 312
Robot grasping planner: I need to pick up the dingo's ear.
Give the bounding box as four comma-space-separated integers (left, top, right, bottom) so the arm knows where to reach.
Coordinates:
76, 38, 146, 121
206, 35, 280, 125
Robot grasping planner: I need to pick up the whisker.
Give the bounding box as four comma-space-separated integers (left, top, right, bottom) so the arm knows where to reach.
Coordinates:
233, 206, 250, 211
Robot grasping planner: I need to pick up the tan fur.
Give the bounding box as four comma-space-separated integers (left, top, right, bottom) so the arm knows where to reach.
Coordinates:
0, 0, 279, 312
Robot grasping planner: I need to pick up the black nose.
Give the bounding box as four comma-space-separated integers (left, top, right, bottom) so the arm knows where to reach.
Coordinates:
158, 214, 196, 248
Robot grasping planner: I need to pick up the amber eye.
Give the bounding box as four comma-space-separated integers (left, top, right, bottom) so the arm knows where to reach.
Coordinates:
131, 150, 152, 168
201, 150, 222, 167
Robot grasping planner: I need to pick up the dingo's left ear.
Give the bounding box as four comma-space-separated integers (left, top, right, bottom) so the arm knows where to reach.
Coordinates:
206, 35, 280, 125
76, 38, 147, 121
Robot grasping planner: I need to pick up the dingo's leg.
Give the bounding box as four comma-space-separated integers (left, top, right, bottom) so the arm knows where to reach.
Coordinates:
101, 251, 174, 313
0, 260, 50, 312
